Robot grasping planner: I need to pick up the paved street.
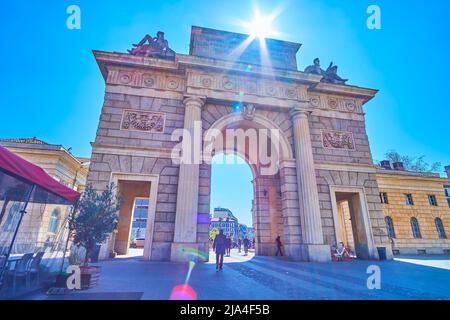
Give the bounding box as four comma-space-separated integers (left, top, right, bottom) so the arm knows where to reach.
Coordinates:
28, 249, 450, 300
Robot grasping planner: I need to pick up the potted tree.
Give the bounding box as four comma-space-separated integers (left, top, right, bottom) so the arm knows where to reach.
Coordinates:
72, 183, 120, 289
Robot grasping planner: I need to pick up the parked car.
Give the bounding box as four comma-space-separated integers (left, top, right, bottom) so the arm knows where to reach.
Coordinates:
135, 238, 145, 248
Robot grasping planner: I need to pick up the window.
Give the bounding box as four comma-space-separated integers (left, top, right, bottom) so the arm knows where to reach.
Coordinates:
380, 192, 389, 204
428, 195, 438, 207
48, 208, 60, 233
385, 216, 396, 238
444, 187, 450, 208
405, 194, 414, 206
4, 203, 21, 231
435, 218, 447, 239
131, 198, 149, 240
410, 217, 422, 239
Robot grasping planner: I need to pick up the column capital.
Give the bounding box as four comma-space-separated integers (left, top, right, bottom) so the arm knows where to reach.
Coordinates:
183, 95, 206, 109
290, 107, 312, 120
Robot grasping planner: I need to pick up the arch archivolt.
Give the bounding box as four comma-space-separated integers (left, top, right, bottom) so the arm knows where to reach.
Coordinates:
201, 103, 299, 257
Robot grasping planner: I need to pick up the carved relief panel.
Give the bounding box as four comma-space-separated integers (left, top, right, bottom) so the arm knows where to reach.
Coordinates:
121, 109, 166, 133
322, 130, 355, 150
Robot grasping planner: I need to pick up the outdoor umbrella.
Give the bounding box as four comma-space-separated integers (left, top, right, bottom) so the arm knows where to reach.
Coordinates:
0, 145, 81, 285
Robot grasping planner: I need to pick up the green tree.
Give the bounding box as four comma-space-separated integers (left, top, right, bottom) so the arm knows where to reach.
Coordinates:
72, 183, 121, 265
380, 150, 441, 173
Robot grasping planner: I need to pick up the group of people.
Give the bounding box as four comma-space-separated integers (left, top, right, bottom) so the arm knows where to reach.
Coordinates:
212, 230, 285, 271
212, 230, 255, 271
331, 242, 356, 261
214, 232, 356, 270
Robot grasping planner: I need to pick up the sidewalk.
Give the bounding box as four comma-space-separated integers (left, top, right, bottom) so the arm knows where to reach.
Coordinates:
24, 250, 450, 300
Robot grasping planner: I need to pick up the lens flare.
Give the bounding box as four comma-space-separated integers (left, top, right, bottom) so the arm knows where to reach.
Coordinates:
232, 102, 243, 113
185, 260, 196, 284
170, 284, 197, 300
177, 246, 209, 262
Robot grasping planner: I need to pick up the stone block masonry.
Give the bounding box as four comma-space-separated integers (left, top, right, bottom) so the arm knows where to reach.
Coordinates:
88, 26, 390, 262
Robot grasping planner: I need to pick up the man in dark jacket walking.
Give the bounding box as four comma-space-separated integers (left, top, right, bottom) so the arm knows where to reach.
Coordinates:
275, 235, 283, 256
213, 229, 227, 271
243, 237, 250, 256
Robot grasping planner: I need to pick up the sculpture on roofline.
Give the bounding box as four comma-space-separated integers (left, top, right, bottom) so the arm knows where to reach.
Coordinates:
128, 31, 176, 60
304, 58, 348, 85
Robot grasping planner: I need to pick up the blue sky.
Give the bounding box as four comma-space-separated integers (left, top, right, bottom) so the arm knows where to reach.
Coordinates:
1, 1, 449, 225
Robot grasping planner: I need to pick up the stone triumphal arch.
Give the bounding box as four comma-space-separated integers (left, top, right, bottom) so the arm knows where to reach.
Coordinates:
89, 26, 393, 262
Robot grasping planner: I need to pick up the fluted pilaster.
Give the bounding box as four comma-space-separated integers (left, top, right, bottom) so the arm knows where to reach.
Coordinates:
173, 96, 205, 243
290, 108, 324, 245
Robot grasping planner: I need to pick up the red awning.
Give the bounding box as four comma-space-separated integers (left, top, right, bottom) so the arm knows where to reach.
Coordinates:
0, 145, 80, 204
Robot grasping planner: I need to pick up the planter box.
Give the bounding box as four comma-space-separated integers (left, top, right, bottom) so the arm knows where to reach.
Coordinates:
80, 266, 101, 290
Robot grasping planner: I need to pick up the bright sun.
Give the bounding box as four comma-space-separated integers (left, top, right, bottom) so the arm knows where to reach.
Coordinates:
248, 14, 274, 39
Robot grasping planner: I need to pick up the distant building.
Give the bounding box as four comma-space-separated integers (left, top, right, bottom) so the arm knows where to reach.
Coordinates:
246, 227, 254, 242
210, 207, 239, 243
238, 223, 254, 242
0, 138, 89, 253
238, 224, 247, 240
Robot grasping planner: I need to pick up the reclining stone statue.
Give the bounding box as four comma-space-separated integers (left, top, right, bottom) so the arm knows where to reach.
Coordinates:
304, 58, 348, 85
128, 31, 176, 60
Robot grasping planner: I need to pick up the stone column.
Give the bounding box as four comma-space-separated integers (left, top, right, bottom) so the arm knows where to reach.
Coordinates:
290, 107, 330, 262
171, 96, 205, 262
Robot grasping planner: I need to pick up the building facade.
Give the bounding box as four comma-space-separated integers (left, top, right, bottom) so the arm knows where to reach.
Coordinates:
89, 26, 392, 262
0, 138, 88, 253
210, 208, 239, 244
377, 163, 450, 255
445, 166, 450, 209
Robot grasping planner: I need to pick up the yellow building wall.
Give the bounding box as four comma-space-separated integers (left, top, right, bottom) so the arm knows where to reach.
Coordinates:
377, 173, 450, 255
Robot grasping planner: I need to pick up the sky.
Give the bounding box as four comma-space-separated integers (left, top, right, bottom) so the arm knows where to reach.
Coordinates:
1, 1, 449, 225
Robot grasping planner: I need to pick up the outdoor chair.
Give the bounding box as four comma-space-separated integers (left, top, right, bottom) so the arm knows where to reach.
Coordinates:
28, 252, 45, 288
6, 253, 34, 294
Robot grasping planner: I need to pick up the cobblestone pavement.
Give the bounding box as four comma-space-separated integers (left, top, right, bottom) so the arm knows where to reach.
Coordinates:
28, 250, 450, 300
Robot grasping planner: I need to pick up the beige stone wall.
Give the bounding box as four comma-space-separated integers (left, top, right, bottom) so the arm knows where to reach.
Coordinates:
90, 45, 383, 261
88, 92, 195, 260
377, 173, 450, 255
309, 115, 372, 165
316, 170, 390, 249
95, 93, 184, 150
88, 152, 181, 261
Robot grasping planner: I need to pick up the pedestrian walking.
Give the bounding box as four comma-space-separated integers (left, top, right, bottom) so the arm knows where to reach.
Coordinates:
243, 237, 250, 256
226, 236, 232, 256
213, 230, 227, 271
275, 235, 283, 256
237, 238, 242, 253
